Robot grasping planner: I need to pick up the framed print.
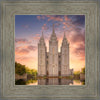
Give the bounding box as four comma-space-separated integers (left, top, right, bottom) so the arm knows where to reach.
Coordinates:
0, 0, 100, 100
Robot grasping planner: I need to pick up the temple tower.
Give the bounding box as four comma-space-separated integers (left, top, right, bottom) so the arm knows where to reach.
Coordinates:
61, 32, 70, 76
48, 24, 58, 76
38, 32, 47, 76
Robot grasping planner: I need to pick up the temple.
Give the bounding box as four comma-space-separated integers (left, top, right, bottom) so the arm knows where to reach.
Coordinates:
38, 24, 73, 77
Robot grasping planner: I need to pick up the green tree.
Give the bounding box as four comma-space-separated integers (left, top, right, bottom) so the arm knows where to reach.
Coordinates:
15, 62, 37, 77
15, 62, 26, 75
74, 71, 80, 75
81, 67, 85, 74
26, 67, 37, 77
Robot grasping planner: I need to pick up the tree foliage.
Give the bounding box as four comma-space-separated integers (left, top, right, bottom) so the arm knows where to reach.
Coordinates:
74, 71, 80, 75
15, 62, 26, 75
74, 67, 85, 75
81, 67, 85, 74
15, 62, 37, 77
25, 67, 37, 77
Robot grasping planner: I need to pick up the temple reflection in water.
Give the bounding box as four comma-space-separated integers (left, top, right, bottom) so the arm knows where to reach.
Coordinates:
15, 78, 85, 85
38, 78, 73, 85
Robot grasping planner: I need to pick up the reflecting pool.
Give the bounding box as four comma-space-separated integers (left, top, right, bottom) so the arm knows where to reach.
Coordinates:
15, 78, 85, 85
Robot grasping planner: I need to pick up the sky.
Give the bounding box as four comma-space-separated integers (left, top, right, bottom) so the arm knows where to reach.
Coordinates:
15, 15, 85, 71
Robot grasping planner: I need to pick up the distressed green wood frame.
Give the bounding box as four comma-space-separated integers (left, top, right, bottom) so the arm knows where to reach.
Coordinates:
0, 0, 100, 100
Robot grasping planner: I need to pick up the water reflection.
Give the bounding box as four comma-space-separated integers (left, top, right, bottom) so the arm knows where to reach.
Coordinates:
15, 78, 85, 85
38, 78, 73, 85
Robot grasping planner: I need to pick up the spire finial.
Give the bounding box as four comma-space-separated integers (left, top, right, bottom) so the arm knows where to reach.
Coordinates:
42, 31, 44, 37
53, 24, 55, 34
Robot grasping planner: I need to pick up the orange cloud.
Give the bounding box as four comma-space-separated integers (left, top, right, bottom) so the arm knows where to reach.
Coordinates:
42, 24, 49, 30
33, 34, 40, 40
37, 15, 45, 20
15, 38, 30, 44
15, 48, 29, 55
46, 15, 63, 22
27, 45, 37, 51
15, 45, 37, 56
64, 16, 71, 21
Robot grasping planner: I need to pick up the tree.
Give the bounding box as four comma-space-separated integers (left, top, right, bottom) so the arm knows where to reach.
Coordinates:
25, 67, 37, 77
15, 62, 26, 75
15, 62, 37, 77
74, 71, 80, 75
81, 67, 85, 74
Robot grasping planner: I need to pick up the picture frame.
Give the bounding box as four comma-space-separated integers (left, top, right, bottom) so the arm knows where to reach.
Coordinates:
0, 0, 100, 100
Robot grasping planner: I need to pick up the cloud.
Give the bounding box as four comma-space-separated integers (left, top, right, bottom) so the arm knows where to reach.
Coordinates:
69, 32, 85, 44
19, 49, 29, 54
75, 31, 84, 43
37, 15, 45, 20
27, 45, 37, 51
16, 56, 35, 62
63, 22, 70, 26
33, 34, 40, 40
66, 28, 85, 61
42, 24, 49, 30
15, 47, 29, 55
15, 38, 30, 44
64, 16, 71, 21
35, 34, 40, 36
73, 43, 85, 60
46, 15, 63, 22
55, 23, 61, 27
33, 37, 40, 40
15, 45, 37, 55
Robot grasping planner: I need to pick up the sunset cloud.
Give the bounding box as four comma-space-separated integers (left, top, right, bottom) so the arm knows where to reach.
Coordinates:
27, 45, 37, 51
64, 16, 71, 21
68, 31, 85, 44
45, 15, 63, 22
15, 44, 37, 55
33, 34, 40, 40
16, 56, 35, 62
15, 38, 30, 44
42, 24, 49, 30
15, 48, 29, 55
37, 15, 45, 20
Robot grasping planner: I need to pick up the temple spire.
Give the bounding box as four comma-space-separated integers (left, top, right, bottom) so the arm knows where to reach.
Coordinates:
53, 24, 55, 35
62, 32, 68, 46
41, 31, 44, 38
39, 31, 45, 45
63, 32, 67, 41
